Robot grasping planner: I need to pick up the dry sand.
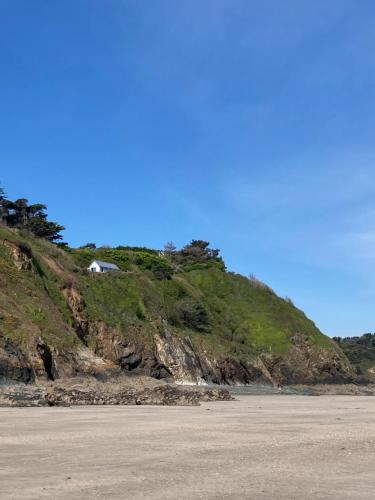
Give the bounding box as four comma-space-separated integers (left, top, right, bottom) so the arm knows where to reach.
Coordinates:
0, 395, 374, 499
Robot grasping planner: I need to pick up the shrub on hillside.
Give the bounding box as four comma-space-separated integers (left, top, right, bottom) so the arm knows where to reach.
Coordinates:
174, 297, 210, 332
170, 240, 226, 272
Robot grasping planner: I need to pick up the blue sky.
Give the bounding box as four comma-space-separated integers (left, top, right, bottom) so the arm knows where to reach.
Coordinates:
1, 0, 375, 337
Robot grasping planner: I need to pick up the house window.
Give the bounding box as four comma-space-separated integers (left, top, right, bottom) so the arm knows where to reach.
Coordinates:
91, 267, 96, 272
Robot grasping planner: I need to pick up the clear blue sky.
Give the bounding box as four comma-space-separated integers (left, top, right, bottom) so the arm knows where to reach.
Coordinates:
1, 1, 374, 337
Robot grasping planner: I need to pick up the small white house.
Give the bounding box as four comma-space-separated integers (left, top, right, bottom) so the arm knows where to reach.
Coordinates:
88, 260, 120, 273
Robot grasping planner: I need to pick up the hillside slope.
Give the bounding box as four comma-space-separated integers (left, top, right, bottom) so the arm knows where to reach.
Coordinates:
0, 227, 354, 385
335, 334, 375, 381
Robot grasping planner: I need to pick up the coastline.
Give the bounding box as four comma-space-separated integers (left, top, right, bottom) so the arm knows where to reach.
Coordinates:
1, 376, 375, 408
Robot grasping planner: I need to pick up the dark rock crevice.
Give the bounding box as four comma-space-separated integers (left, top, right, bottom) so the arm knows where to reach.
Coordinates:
36, 341, 57, 381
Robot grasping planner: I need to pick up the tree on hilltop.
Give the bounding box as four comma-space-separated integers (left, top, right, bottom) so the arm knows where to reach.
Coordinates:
163, 241, 176, 255
0, 183, 65, 242
171, 239, 226, 271
27, 216, 65, 242
181, 240, 222, 262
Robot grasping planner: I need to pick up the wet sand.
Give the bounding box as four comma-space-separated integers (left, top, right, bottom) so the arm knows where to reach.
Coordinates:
1, 395, 374, 499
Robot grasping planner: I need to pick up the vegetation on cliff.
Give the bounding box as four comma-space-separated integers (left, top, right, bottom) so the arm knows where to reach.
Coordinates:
0, 185, 353, 385
0, 185, 64, 242
334, 334, 375, 379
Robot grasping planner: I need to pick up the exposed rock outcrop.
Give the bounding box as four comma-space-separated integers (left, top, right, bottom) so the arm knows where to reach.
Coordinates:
260, 334, 354, 384
0, 340, 34, 383
155, 321, 213, 384
154, 321, 268, 385
60, 285, 172, 379
0, 377, 233, 407
1, 239, 33, 270
0, 337, 121, 384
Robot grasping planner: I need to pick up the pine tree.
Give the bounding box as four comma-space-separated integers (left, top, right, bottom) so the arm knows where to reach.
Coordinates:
0, 183, 65, 242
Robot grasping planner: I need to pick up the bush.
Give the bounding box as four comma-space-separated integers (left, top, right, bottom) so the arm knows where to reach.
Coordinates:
174, 298, 210, 332
136, 300, 147, 320
133, 251, 173, 279
172, 240, 226, 272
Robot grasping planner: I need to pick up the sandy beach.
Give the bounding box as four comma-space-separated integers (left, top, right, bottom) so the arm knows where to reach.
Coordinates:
1, 395, 374, 499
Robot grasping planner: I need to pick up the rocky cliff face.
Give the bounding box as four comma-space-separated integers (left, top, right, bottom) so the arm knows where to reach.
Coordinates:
259, 333, 354, 384
154, 321, 269, 385
0, 231, 356, 386
0, 313, 354, 386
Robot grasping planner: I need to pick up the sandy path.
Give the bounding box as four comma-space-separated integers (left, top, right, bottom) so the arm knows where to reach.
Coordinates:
0, 395, 374, 499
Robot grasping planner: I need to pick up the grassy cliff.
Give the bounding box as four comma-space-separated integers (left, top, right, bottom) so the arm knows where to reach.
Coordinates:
0, 226, 353, 384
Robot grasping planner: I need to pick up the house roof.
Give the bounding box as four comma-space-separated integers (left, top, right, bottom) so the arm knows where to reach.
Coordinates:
90, 260, 120, 270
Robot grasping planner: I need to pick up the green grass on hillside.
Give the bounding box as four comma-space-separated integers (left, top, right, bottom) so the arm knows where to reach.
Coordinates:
337, 335, 375, 378
70, 246, 173, 279
0, 227, 78, 349
0, 226, 333, 362
182, 269, 331, 353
